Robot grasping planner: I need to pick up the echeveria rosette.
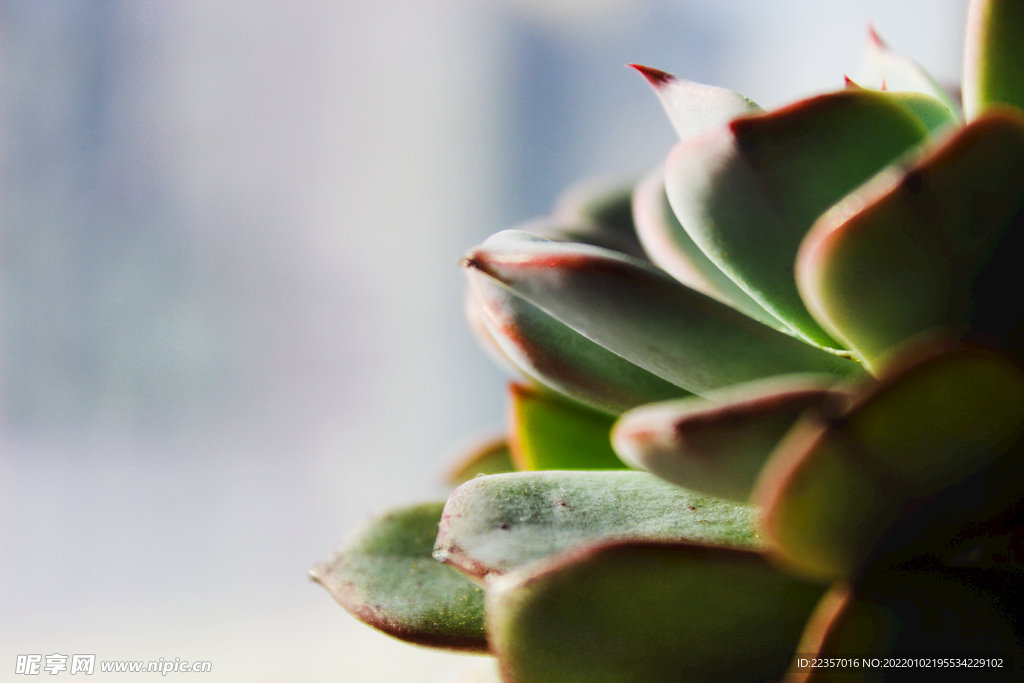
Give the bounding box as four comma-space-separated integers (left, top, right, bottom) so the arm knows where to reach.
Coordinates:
315, 2, 1024, 680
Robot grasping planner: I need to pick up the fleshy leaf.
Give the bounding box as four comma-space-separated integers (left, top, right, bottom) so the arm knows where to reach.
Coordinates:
523, 177, 649, 260
798, 111, 1024, 369
445, 434, 517, 486
311, 502, 488, 653
508, 384, 626, 470
613, 374, 847, 502
463, 231, 865, 398
964, 0, 1024, 120
631, 167, 782, 328
794, 571, 1024, 681
756, 340, 1024, 581
630, 64, 763, 141
664, 89, 929, 348
468, 270, 692, 414
861, 25, 961, 116
434, 470, 760, 582
887, 91, 960, 134
487, 541, 825, 683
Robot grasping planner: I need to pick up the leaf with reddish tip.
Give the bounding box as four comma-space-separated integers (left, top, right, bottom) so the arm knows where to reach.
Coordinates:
861, 24, 961, 116
311, 502, 488, 653
487, 541, 825, 683
631, 167, 782, 328
612, 374, 847, 502
464, 285, 522, 379
445, 434, 517, 486
665, 89, 929, 348
468, 271, 691, 415
755, 341, 1024, 582
463, 231, 864, 398
797, 112, 1024, 369
509, 384, 626, 470
630, 64, 763, 141
964, 0, 1024, 120
434, 471, 760, 583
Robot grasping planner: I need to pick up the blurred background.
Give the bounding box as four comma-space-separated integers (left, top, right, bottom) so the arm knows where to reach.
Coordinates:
0, 1, 968, 680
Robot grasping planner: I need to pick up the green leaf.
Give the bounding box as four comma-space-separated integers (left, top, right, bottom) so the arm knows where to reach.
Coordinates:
509, 384, 627, 469
463, 231, 865, 398
445, 434, 517, 486
433, 470, 760, 581
860, 25, 961, 116
468, 271, 692, 415
756, 341, 1024, 581
964, 0, 1024, 120
631, 167, 783, 328
487, 541, 826, 683
630, 64, 763, 141
798, 112, 1024, 369
613, 374, 845, 502
527, 177, 648, 260
664, 89, 929, 348
888, 91, 960, 135
311, 502, 488, 653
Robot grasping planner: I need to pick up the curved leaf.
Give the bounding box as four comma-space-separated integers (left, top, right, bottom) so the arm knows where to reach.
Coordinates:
631, 167, 782, 327
468, 270, 692, 414
487, 541, 825, 683
463, 231, 865, 398
445, 434, 517, 486
434, 470, 760, 582
964, 0, 1024, 120
508, 383, 626, 470
664, 89, 929, 347
798, 111, 1024, 369
613, 374, 846, 502
630, 64, 763, 141
311, 502, 488, 653
861, 25, 961, 116
756, 340, 1024, 581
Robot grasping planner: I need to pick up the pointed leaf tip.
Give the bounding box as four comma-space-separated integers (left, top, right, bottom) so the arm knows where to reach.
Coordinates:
867, 23, 886, 48
628, 63, 675, 88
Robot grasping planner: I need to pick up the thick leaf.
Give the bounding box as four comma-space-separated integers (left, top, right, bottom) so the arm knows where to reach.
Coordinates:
964, 0, 1024, 120
434, 470, 760, 581
311, 502, 488, 653
630, 64, 763, 141
463, 231, 864, 398
798, 112, 1024, 369
508, 383, 626, 470
612, 374, 846, 502
664, 89, 929, 348
487, 541, 825, 683
519, 177, 649, 260
468, 271, 691, 414
756, 340, 1024, 581
551, 177, 636, 237
631, 167, 782, 328
464, 285, 522, 378
445, 434, 517, 486
794, 570, 1024, 682
888, 91, 960, 135
861, 25, 961, 116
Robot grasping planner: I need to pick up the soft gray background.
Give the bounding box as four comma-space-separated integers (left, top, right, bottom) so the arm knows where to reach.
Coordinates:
0, 1, 968, 681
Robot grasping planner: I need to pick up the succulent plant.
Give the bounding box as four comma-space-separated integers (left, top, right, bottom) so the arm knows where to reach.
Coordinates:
313, 2, 1024, 681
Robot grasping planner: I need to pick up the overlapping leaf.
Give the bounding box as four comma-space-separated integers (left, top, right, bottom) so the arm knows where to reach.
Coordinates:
463, 231, 864, 398
434, 470, 759, 582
